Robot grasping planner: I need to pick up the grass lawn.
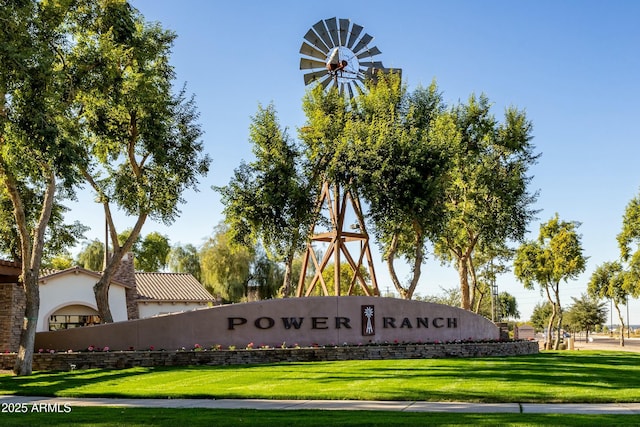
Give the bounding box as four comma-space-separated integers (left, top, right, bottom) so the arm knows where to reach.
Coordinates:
2, 407, 640, 427
1, 351, 639, 403
1, 351, 640, 425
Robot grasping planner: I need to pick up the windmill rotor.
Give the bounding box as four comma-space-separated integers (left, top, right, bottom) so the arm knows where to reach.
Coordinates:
299, 17, 392, 99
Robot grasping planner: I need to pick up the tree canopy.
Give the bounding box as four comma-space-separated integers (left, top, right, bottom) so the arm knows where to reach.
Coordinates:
514, 214, 586, 350
217, 103, 314, 297
564, 293, 607, 342
0, 0, 89, 375
434, 94, 539, 310
68, 1, 210, 322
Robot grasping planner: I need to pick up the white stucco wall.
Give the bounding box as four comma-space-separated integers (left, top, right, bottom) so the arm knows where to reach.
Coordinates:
38, 273, 128, 332
138, 302, 207, 319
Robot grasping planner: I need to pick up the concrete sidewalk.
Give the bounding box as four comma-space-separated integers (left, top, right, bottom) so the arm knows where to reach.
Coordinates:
3, 395, 640, 414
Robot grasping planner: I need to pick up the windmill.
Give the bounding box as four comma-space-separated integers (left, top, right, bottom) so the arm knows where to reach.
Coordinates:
296, 18, 399, 297
299, 17, 397, 100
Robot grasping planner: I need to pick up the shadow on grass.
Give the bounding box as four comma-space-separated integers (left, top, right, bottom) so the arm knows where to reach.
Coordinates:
0, 351, 639, 403
0, 367, 154, 397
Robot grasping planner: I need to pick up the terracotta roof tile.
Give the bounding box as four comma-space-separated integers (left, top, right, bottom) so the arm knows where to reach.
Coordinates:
134, 272, 214, 302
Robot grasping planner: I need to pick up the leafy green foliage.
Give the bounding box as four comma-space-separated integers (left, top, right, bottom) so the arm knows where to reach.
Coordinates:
589, 262, 630, 346
76, 239, 105, 271
514, 214, 586, 349
66, 1, 210, 322
0, 0, 89, 375
617, 192, 640, 297
200, 224, 253, 302
350, 77, 450, 299
250, 251, 284, 300
167, 243, 201, 281
530, 301, 553, 332
217, 104, 314, 296
135, 232, 170, 272
434, 94, 539, 310
564, 293, 607, 340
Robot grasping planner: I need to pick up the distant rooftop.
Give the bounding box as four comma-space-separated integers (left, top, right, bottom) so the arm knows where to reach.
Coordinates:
134, 272, 214, 303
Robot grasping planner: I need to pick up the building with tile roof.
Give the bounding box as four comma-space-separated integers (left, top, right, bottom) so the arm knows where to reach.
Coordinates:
0, 254, 215, 348
134, 272, 215, 318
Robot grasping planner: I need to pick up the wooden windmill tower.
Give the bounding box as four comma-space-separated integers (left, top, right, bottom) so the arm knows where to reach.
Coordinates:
296, 17, 399, 297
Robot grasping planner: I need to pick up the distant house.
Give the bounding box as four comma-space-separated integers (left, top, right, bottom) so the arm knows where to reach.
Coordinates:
0, 254, 215, 350
134, 272, 216, 318
37, 253, 215, 332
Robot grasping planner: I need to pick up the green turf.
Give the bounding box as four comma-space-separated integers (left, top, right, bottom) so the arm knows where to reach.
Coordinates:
1, 351, 639, 403
1, 408, 640, 427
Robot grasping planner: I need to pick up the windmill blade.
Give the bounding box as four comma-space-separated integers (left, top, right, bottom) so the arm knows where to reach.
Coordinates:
354, 80, 367, 97
303, 70, 329, 85
320, 74, 334, 90
359, 61, 385, 69
352, 33, 374, 55
339, 19, 349, 46
312, 20, 334, 50
300, 42, 327, 60
356, 46, 382, 59
346, 23, 363, 49
303, 29, 329, 54
300, 58, 328, 70
347, 82, 354, 99
325, 17, 340, 47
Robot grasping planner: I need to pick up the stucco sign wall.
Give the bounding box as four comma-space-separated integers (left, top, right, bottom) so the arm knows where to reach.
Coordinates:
35, 297, 500, 351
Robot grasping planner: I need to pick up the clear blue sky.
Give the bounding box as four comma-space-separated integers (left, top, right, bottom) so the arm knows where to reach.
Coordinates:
68, 1, 640, 324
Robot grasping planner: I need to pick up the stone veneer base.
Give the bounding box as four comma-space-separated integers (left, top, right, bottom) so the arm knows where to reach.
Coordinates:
1, 341, 538, 372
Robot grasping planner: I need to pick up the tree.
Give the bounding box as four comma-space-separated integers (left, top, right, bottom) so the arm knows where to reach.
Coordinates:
71, 2, 210, 322
0, 189, 86, 264
496, 292, 520, 320
467, 242, 514, 315
351, 77, 450, 299
617, 192, 640, 298
44, 252, 74, 270
167, 243, 201, 281
249, 250, 284, 300
434, 94, 539, 311
564, 293, 607, 342
217, 103, 314, 297
0, 0, 88, 375
588, 262, 628, 346
514, 215, 586, 350
200, 224, 253, 302
76, 239, 105, 271
529, 301, 553, 332
135, 232, 170, 272
420, 287, 462, 307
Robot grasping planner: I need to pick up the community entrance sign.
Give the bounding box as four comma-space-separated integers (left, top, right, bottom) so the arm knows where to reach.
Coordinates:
35, 297, 499, 351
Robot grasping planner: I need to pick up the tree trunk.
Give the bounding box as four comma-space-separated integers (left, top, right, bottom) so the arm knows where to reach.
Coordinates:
5, 170, 56, 375
280, 252, 294, 298
552, 285, 562, 350
614, 302, 625, 347
468, 256, 479, 312
554, 310, 562, 350
94, 210, 147, 323
458, 256, 470, 310
546, 306, 556, 351
13, 270, 39, 376
402, 222, 425, 300
386, 233, 409, 299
